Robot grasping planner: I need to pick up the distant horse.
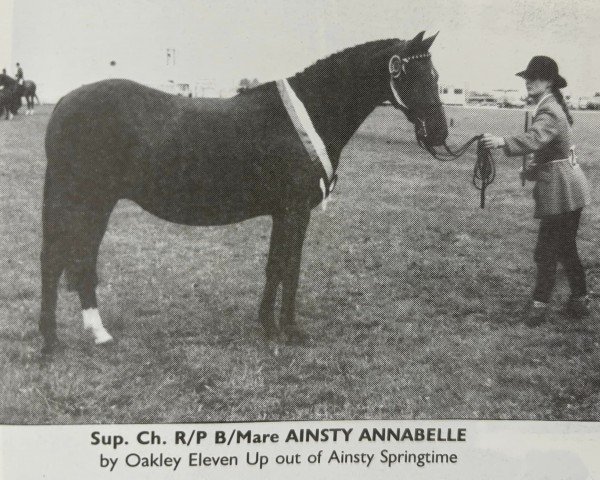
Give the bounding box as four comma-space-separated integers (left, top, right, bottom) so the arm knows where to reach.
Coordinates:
0, 74, 38, 115
40, 32, 448, 353
0, 76, 22, 119
21, 80, 40, 114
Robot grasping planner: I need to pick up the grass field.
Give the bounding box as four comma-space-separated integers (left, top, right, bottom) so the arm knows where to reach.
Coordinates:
1, 104, 599, 424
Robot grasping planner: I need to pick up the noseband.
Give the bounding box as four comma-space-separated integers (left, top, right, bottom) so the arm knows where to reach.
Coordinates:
388, 54, 495, 208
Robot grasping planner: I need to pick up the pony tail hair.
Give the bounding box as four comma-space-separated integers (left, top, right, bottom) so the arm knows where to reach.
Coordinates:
552, 87, 574, 126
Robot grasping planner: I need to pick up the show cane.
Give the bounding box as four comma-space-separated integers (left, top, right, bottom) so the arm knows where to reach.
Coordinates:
522, 110, 530, 186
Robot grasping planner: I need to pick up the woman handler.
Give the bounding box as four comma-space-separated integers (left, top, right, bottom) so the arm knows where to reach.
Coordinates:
482, 56, 591, 325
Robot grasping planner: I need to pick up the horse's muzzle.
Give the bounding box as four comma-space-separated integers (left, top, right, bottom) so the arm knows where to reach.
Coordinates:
416, 118, 448, 147
413, 102, 449, 147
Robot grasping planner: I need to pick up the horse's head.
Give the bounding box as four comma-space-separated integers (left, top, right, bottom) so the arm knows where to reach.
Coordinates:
0, 73, 17, 91
387, 31, 448, 147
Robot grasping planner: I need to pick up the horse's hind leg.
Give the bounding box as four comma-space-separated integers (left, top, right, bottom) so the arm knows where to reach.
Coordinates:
40, 197, 116, 351
40, 236, 68, 353
68, 201, 116, 345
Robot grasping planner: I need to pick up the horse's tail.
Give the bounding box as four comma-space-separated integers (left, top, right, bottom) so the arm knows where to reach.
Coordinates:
43, 99, 118, 291
42, 109, 82, 290
40, 161, 71, 290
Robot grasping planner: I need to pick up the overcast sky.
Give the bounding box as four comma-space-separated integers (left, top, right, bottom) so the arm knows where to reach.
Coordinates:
2, 0, 600, 101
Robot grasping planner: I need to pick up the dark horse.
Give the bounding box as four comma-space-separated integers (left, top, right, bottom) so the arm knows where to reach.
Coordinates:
0, 74, 39, 116
22, 80, 40, 114
0, 74, 22, 119
40, 32, 448, 353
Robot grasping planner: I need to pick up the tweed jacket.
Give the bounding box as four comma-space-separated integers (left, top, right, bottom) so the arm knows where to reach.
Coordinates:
503, 94, 591, 218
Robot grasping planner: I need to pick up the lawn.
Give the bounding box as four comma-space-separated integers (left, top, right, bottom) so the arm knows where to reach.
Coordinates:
0, 104, 599, 424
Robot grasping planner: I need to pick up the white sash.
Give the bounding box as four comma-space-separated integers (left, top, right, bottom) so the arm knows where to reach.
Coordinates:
276, 79, 334, 201
532, 93, 553, 117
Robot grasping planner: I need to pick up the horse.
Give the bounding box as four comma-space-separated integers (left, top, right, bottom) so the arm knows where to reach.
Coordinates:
0, 74, 38, 115
0, 75, 22, 120
21, 80, 40, 114
39, 31, 448, 354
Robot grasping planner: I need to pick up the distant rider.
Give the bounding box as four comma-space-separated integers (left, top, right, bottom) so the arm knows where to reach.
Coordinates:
15, 63, 24, 85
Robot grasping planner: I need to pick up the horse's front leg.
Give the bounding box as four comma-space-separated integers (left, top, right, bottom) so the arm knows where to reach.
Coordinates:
279, 201, 311, 343
258, 212, 285, 339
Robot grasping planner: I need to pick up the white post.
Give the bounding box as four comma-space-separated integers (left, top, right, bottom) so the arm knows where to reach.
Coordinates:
0, 0, 14, 71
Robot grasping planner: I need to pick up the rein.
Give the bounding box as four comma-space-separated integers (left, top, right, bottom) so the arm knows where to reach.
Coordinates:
388, 55, 495, 209
417, 134, 495, 209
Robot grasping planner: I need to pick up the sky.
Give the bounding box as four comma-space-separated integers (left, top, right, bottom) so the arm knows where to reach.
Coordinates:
2, 0, 600, 102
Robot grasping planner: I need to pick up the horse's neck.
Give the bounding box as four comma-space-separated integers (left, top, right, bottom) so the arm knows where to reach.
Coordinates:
288, 66, 385, 166
0, 75, 17, 89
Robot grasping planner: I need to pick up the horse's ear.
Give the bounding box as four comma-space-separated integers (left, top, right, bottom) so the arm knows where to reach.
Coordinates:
420, 31, 439, 52
412, 31, 426, 43
404, 31, 426, 54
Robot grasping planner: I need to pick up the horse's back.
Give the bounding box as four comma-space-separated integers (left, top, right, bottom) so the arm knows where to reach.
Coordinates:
44, 79, 303, 225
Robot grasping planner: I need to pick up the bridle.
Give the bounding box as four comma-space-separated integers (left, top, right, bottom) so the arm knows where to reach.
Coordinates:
388, 53, 496, 208
388, 53, 430, 138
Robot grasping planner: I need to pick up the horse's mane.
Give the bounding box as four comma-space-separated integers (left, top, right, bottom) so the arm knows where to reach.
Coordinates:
239, 38, 404, 94
294, 38, 402, 78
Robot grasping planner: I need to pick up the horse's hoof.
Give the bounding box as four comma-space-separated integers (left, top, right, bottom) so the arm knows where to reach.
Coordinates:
259, 318, 279, 341
258, 311, 278, 340
262, 324, 279, 341
96, 337, 115, 347
93, 329, 114, 345
41, 337, 63, 356
281, 325, 309, 345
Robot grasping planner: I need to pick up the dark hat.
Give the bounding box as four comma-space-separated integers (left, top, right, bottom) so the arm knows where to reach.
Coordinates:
516, 56, 567, 88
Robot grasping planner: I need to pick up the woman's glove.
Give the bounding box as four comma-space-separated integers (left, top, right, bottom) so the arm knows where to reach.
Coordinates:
481, 133, 506, 150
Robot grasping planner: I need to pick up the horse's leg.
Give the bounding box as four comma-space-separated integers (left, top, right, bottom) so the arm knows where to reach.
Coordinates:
40, 234, 68, 353
69, 201, 116, 345
258, 212, 285, 338
40, 195, 116, 351
279, 202, 311, 342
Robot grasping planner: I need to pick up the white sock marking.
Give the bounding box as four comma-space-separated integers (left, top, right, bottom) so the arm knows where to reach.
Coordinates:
82, 308, 113, 344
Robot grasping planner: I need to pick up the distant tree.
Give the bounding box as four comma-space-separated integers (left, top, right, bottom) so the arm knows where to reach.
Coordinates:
237, 78, 251, 93
595, 92, 600, 97
237, 77, 261, 93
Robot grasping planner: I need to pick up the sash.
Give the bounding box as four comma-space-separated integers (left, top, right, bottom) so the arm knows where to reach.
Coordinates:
532, 93, 553, 117
276, 79, 335, 201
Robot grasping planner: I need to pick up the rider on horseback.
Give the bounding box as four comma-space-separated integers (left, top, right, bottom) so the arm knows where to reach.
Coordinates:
15, 63, 24, 85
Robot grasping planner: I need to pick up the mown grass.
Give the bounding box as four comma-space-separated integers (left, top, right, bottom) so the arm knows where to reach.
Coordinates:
0, 104, 599, 424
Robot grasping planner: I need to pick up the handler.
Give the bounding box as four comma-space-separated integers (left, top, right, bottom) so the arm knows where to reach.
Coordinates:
482, 56, 591, 325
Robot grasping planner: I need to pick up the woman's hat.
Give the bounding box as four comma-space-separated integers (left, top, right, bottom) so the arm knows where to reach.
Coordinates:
516, 56, 567, 88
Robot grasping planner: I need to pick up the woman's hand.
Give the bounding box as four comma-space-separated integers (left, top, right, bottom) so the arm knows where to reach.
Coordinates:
481, 134, 506, 150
